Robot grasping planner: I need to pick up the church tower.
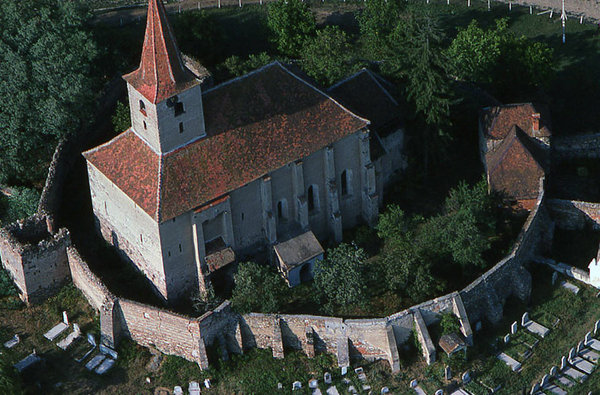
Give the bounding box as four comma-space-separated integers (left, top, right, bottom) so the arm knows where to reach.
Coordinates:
123, 0, 205, 154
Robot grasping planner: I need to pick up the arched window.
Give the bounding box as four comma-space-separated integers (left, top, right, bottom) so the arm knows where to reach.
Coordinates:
139, 100, 146, 115
308, 185, 319, 212
341, 169, 352, 196
277, 199, 288, 220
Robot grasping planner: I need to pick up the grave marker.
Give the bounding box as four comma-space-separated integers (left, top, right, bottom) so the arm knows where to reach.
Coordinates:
550, 366, 558, 376
522, 312, 530, 326
585, 332, 592, 345
292, 381, 302, 390
569, 348, 576, 361
561, 356, 567, 370
410, 379, 418, 388
541, 374, 550, 388
462, 371, 471, 384
504, 334, 510, 344
511, 321, 518, 334
324, 372, 332, 384
445, 365, 452, 380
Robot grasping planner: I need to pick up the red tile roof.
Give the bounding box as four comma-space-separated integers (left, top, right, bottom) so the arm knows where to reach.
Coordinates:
85, 63, 369, 222
486, 126, 548, 200
480, 103, 552, 140
123, 0, 199, 103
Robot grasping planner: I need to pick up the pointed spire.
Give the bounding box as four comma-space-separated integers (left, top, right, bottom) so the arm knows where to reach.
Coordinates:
123, 0, 198, 103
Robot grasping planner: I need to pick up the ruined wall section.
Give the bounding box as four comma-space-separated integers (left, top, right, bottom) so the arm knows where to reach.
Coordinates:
553, 133, 600, 160
66, 246, 115, 311
0, 214, 71, 304
547, 199, 600, 230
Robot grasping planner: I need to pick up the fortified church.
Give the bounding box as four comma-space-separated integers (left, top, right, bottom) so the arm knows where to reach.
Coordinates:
83, 0, 405, 303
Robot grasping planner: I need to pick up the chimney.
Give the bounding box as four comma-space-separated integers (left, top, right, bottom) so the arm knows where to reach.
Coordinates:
531, 113, 541, 135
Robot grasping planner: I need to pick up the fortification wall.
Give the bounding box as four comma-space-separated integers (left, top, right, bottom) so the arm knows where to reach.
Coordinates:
553, 134, 600, 160
547, 198, 600, 230
0, 214, 71, 304
66, 246, 115, 311
117, 298, 208, 367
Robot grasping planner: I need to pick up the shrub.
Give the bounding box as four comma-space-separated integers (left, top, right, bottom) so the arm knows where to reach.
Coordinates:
440, 312, 461, 335
267, 0, 315, 57
231, 261, 287, 314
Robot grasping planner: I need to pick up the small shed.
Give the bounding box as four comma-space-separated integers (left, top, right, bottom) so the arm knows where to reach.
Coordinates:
439, 333, 467, 357
274, 231, 324, 287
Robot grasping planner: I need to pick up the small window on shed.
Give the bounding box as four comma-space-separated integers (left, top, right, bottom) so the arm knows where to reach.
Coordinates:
174, 102, 184, 116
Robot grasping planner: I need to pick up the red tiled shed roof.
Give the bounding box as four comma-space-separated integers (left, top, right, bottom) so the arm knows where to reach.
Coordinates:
85, 63, 369, 222
123, 0, 199, 103
486, 126, 548, 201
480, 103, 552, 140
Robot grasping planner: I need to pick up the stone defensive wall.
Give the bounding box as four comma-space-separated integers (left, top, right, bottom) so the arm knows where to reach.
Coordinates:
553, 133, 600, 160
0, 214, 71, 305
547, 198, 600, 230
43, 187, 547, 371
0, 185, 550, 370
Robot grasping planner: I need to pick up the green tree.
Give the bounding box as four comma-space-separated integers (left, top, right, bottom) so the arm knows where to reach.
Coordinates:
440, 312, 461, 335
313, 243, 368, 314
0, 0, 97, 184
447, 19, 554, 97
267, 0, 316, 57
383, 12, 454, 172
221, 52, 273, 78
173, 11, 224, 66
0, 187, 40, 225
191, 282, 223, 314
357, 0, 405, 58
111, 101, 131, 134
231, 262, 287, 314
301, 26, 355, 86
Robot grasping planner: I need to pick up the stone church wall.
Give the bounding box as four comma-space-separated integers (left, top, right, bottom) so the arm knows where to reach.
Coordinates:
547, 198, 600, 230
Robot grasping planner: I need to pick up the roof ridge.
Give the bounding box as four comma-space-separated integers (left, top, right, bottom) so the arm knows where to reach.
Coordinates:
487, 127, 518, 174
82, 128, 133, 158
278, 63, 371, 126
156, 154, 165, 222
327, 68, 368, 91
203, 61, 280, 95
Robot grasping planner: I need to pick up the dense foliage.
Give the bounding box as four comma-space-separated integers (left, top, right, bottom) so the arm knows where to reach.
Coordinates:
111, 101, 131, 134
173, 11, 225, 67
0, 187, 40, 226
231, 262, 287, 314
377, 179, 497, 301
267, 0, 316, 57
300, 26, 356, 86
313, 243, 368, 314
357, 0, 405, 58
0, 357, 22, 394
447, 19, 554, 98
0, 0, 97, 184
221, 52, 273, 78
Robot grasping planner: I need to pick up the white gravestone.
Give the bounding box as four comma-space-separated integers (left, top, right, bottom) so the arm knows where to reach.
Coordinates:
435, 390, 444, 395
445, 366, 452, 380
522, 312, 530, 326
595, 320, 600, 336
504, 334, 510, 344
530, 383, 540, 394
569, 348, 577, 361
550, 366, 558, 376
309, 379, 318, 389
577, 341, 585, 354
410, 379, 418, 388
585, 332, 592, 345
561, 356, 568, 370
173, 386, 183, 395
292, 381, 302, 390
462, 371, 471, 384
541, 374, 550, 388
324, 372, 332, 384
511, 321, 518, 334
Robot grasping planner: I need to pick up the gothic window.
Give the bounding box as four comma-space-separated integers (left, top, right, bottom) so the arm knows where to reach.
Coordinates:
277, 199, 288, 220
139, 100, 146, 115
174, 101, 184, 116
143, 120, 147, 130
179, 122, 184, 133
341, 169, 352, 196
308, 185, 319, 212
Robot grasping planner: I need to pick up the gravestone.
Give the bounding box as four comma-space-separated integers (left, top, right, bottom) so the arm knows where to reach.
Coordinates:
577, 341, 585, 354
552, 272, 558, 285
585, 332, 592, 345
63, 311, 69, 326
410, 379, 418, 388
445, 365, 452, 380
462, 371, 471, 384
435, 390, 444, 395
561, 356, 568, 370
381, 387, 390, 394
530, 383, 540, 394
504, 334, 511, 344
204, 379, 211, 389
595, 320, 600, 336
277, 383, 283, 390
522, 312, 530, 326
324, 372, 332, 384
292, 381, 302, 390
511, 321, 518, 335
309, 379, 318, 389
341, 366, 347, 376
87, 333, 96, 347
569, 348, 576, 361
173, 386, 183, 395
550, 366, 558, 376
541, 374, 550, 388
